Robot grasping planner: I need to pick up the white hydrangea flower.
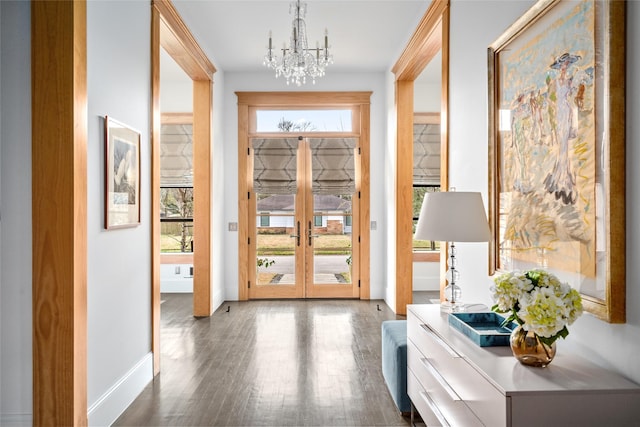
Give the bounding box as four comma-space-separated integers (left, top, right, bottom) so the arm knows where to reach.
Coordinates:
518, 286, 566, 338
563, 288, 583, 325
491, 271, 532, 311
491, 269, 583, 345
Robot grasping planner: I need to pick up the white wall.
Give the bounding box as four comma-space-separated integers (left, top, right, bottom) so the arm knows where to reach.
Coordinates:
413, 262, 440, 291
160, 48, 193, 113
222, 71, 387, 300
160, 264, 193, 293
0, 2, 32, 424
86, 2, 153, 425
414, 82, 441, 113
212, 70, 227, 309
448, 0, 640, 384
384, 71, 397, 309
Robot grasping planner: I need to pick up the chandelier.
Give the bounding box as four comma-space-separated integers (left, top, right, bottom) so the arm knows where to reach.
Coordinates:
263, 0, 333, 86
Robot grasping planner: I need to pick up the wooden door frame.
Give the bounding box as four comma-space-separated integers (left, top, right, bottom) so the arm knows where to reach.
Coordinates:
236, 92, 372, 301
151, 0, 215, 375
32, 2, 88, 424
392, 0, 450, 315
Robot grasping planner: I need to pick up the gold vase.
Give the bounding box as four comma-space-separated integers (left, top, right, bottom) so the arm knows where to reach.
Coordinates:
510, 325, 556, 367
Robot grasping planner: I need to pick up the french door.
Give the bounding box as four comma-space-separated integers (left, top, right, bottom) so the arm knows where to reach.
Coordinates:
249, 137, 360, 299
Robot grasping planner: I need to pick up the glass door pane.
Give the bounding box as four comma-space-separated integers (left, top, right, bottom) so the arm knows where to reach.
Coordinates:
305, 138, 358, 298
250, 138, 303, 299
255, 203, 296, 286
311, 194, 352, 285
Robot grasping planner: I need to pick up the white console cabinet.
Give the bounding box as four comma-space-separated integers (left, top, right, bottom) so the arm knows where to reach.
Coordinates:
407, 304, 640, 427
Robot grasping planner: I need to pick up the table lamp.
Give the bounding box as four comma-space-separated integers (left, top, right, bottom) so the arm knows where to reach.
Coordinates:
414, 191, 491, 311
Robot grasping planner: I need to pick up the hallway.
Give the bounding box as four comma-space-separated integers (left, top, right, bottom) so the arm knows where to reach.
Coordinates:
114, 295, 412, 426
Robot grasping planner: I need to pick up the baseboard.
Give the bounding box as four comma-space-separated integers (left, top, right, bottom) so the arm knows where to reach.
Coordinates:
0, 413, 32, 426
88, 352, 153, 427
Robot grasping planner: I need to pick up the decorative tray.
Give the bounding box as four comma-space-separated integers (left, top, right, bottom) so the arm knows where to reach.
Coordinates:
448, 312, 516, 347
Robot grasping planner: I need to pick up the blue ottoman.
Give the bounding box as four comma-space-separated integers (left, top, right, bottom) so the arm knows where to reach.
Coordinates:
381, 320, 410, 414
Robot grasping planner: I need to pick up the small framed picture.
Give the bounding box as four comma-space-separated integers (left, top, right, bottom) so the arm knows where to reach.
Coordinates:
105, 116, 141, 229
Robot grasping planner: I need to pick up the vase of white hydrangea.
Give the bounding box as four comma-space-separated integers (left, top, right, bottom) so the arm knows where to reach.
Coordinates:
491, 269, 583, 367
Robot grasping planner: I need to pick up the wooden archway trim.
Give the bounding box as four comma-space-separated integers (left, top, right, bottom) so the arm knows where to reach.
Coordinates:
393, 0, 450, 315
393, 0, 447, 80
153, 0, 215, 80
151, 0, 215, 376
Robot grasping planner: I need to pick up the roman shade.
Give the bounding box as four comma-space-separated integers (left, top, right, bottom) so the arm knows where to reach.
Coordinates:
413, 123, 440, 186
252, 138, 299, 195
161, 123, 193, 187
309, 138, 357, 195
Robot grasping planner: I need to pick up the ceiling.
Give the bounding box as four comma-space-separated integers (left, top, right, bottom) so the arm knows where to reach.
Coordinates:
169, 0, 435, 79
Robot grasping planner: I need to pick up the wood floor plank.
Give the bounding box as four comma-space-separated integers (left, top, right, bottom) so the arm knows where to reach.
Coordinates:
114, 295, 413, 426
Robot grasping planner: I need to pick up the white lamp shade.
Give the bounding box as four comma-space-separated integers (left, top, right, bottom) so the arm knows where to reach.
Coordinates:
414, 191, 491, 242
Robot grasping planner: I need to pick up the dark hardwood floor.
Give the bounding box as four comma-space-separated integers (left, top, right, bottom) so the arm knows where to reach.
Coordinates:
113, 295, 421, 427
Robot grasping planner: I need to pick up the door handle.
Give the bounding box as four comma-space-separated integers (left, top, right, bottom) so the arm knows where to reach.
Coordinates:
308, 221, 319, 246
289, 221, 300, 246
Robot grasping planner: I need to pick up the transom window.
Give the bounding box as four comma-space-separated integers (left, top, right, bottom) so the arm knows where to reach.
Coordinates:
256, 109, 353, 133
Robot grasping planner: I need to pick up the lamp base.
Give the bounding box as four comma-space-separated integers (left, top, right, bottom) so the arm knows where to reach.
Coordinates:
440, 300, 467, 313
443, 282, 463, 312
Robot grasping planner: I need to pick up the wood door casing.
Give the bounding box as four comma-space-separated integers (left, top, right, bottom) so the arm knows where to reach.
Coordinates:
151, 0, 215, 376
392, 0, 450, 315
237, 92, 371, 301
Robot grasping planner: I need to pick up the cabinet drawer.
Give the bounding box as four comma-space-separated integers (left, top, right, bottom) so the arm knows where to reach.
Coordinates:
408, 334, 507, 426
408, 368, 446, 426
408, 365, 482, 427
408, 315, 461, 361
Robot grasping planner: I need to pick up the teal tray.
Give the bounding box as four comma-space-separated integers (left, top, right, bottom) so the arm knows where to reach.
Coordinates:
448, 312, 516, 347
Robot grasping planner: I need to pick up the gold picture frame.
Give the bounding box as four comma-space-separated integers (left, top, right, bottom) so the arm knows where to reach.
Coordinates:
105, 116, 141, 229
488, 0, 625, 322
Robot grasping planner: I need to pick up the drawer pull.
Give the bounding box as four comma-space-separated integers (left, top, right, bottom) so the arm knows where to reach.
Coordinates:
421, 357, 461, 401
421, 324, 460, 357
420, 390, 451, 427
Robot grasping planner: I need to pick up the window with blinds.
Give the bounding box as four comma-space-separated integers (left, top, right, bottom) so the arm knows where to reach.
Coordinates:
413, 121, 441, 252
252, 138, 299, 195
160, 123, 193, 187
413, 123, 440, 186
309, 138, 356, 195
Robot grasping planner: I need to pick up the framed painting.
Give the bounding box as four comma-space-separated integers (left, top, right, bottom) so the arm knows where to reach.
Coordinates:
105, 116, 141, 229
488, 0, 625, 322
